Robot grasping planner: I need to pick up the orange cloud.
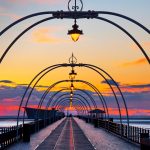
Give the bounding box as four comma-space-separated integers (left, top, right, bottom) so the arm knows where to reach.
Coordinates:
122, 58, 147, 67
131, 41, 150, 51
0, 13, 21, 20
31, 27, 66, 44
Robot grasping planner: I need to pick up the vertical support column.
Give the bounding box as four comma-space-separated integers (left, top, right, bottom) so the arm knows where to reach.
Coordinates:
23, 124, 31, 142
140, 133, 150, 150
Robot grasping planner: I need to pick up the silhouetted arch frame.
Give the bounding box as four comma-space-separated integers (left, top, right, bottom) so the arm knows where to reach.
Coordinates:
56, 99, 86, 115
41, 87, 97, 124
54, 97, 90, 112
0, 11, 149, 63
37, 87, 97, 123
37, 86, 97, 112
50, 94, 92, 111
51, 94, 92, 111
15, 63, 128, 138
32, 79, 108, 124
45, 87, 97, 109
33, 81, 98, 123
33, 80, 108, 126
56, 99, 87, 114
58, 101, 85, 115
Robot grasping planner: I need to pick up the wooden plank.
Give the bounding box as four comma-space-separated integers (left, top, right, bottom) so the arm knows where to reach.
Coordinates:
36, 118, 95, 150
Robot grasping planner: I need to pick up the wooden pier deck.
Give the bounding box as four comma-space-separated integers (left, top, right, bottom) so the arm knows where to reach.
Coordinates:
36, 118, 95, 150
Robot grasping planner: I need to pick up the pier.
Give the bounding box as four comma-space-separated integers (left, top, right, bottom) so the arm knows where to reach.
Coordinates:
0, 0, 150, 150
2, 117, 149, 150
36, 118, 94, 150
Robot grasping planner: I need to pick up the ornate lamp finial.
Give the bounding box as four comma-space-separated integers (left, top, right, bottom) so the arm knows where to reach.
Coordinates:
68, 0, 83, 12
69, 53, 77, 64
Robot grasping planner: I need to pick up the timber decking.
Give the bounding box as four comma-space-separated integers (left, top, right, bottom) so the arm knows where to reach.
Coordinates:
36, 118, 95, 150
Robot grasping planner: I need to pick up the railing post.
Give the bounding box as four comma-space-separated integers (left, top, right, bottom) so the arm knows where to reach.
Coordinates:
23, 124, 31, 142
140, 133, 150, 150
93, 118, 98, 128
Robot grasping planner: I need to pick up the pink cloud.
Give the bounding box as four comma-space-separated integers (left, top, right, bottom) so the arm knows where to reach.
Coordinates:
131, 41, 150, 51
31, 27, 68, 44
5, 0, 65, 5
0, 6, 5, 11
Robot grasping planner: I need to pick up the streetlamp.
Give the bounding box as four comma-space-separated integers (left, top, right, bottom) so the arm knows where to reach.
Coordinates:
70, 90, 73, 97
68, 19, 83, 42
0, 0, 149, 64
69, 67, 77, 80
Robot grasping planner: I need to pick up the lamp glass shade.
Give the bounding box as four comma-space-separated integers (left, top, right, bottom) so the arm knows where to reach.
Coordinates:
71, 33, 80, 42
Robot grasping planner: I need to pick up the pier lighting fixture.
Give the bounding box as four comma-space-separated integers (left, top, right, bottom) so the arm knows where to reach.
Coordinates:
70, 91, 73, 97
68, 20, 83, 42
69, 67, 77, 80
70, 83, 74, 91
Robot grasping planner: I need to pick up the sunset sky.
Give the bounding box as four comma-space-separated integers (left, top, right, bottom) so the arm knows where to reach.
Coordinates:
0, 0, 150, 116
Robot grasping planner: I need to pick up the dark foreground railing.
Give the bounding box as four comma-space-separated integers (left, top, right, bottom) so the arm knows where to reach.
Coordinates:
78, 116, 150, 150
0, 126, 22, 149
0, 116, 64, 150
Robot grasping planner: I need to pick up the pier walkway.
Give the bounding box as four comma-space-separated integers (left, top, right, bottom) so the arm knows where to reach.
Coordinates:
8, 117, 140, 150
36, 118, 95, 150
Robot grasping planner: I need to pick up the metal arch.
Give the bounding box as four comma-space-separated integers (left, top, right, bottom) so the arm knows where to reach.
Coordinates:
34, 79, 104, 115
51, 95, 92, 112
16, 64, 62, 132
40, 87, 97, 112
59, 103, 82, 115
44, 80, 109, 123
17, 63, 127, 136
51, 94, 92, 111
42, 87, 97, 120
28, 81, 93, 123
73, 80, 109, 120
97, 11, 149, 34
55, 98, 87, 114
75, 88, 97, 108
76, 71, 123, 125
0, 13, 149, 64
57, 100, 85, 115
84, 64, 129, 136
50, 93, 92, 109
20, 77, 107, 124
0, 11, 55, 36
55, 98, 87, 112
18, 64, 121, 126
37, 79, 108, 121
0, 11, 149, 36
0, 16, 55, 63
46, 88, 97, 109
96, 16, 150, 64
58, 101, 84, 113
58, 102, 85, 115
57, 100, 86, 115
51, 97, 92, 118
56, 97, 88, 113
32, 79, 108, 123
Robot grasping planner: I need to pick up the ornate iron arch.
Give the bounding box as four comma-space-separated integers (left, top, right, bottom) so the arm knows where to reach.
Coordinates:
0, 0, 149, 63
